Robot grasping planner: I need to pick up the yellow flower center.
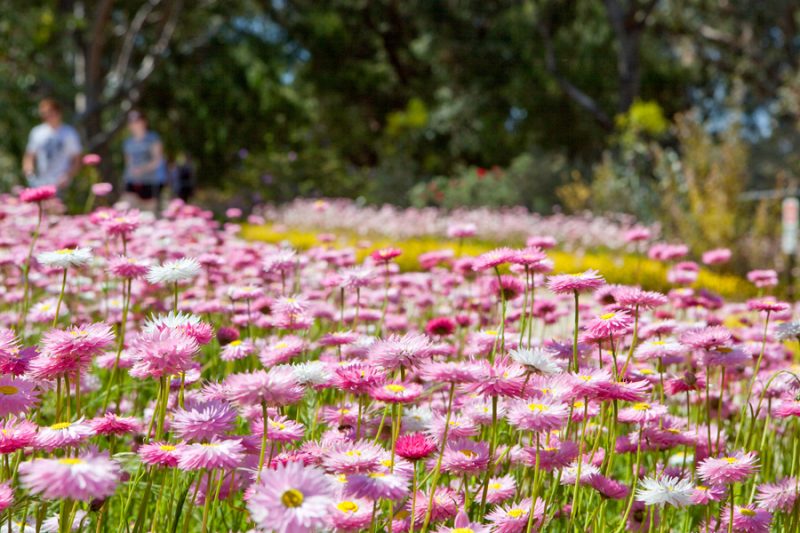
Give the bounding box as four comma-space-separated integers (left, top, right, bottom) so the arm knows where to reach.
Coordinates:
573, 401, 584, 409
639, 368, 654, 375
459, 449, 476, 458
281, 488, 304, 508
50, 422, 71, 430
269, 420, 287, 430
339, 409, 350, 414
485, 330, 498, 336
201, 443, 218, 447
579, 375, 592, 382
274, 342, 288, 349
652, 340, 665, 345
452, 529, 474, 533
55, 249, 73, 255
540, 387, 552, 395
740, 508, 756, 517
527, 403, 548, 412
337, 500, 359, 513
489, 483, 502, 490
382, 459, 393, 468
508, 508, 524, 518
160, 445, 176, 451
723, 457, 738, 464
58, 458, 83, 465
385, 384, 406, 393
0, 385, 18, 395
229, 340, 242, 346
696, 485, 708, 491
336, 474, 347, 483
368, 472, 385, 478
600, 313, 616, 320
345, 450, 361, 457
632, 402, 651, 411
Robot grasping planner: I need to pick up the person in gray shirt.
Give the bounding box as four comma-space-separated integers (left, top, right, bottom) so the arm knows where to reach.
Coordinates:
122, 110, 165, 212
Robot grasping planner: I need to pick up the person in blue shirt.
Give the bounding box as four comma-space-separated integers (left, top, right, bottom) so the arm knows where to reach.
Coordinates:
122, 110, 165, 213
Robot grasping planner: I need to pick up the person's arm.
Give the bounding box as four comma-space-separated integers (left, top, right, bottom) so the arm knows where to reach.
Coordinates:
22, 151, 35, 177
23, 129, 36, 177
56, 131, 82, 189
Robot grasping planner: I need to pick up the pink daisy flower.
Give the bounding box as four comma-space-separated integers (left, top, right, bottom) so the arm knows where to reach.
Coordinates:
221, 339, 256, 362
702, 248, 732, 265
259, 336, 305, 366
139, 442, 182, 467
0, 417, 37, 453
719, 505, 772, 533
370, 247, 402, 263
333, 364, 386, 395
18, 452, 120, 501
473, 248, 519, 271
618, 402, 669, 425
176, 439, 245, 470
250, 415, 306, 443
128, 328, 198, 379
697, 451, 759, 485
419, 360, 480, 384
679, 326, 733, 350
246, 461, 336, 533
329, 497, 373, 531
346, 470, 410, 501
89, 412, 141, 436
35, 418, 95, 451
425, 317, 457, 337
584, 310, 634, 338
172, 400, 237, 441
20, 185, 56, 203
407, 486, 463, 528
0, 377, 40, 417
369, 332, 434, 371
747, 269, 779, 288
690, 484, 726, 505
322, 440, 384, 474
395, 433, 437, 461
588, 474, 629, 500
0, 482, 11, 513
438, 438, 490, 475
486, 475, 517, 504
434, 509, 490, 532
370, 382, 423, 403
755, 477, 799, 512
506, 399, 569, 433
486, 498, 545, 533
225, 367, 305, 407
547, 270, 605, 294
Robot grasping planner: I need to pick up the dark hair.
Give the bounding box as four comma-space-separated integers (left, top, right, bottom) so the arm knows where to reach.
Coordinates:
39, 98, 62, 114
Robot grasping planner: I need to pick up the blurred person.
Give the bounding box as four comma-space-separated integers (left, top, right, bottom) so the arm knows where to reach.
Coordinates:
122, 110, 165, 213
22, 98, 82, 192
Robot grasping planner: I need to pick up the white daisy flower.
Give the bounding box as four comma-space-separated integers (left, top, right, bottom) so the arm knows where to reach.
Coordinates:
36, 248, 93, 269
509, 347, 562, 375
145, 258, 201, 284
143, 311, 202, 333
291, 361, 331, 386
636, 475, 694, 507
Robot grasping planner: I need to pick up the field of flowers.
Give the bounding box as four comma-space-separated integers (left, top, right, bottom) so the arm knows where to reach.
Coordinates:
0, 186, 798, 533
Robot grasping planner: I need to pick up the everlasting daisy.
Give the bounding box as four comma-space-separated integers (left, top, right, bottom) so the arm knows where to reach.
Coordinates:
36, 247, 92, 269
139, 442, 182, 467
329, 498, 373, 531
128, 328, 198, 379
0, 417, 37, 454
35, 418, 95, 451
176, 439, 245, 471
438, 438, 489, 475
719, 505, 772, 533
246, 461, 336, 533
18, 452, 120, 501
486, 498, 545, 533
406, 487, 462, 527
369, 332, 434, 371
172, 400, 237, 441
635, 475, 693, 507
89, 412, 141, 436
509, 347, 562, 375
346, 471, 410, 501
697, 451, 759, 485
506, 399, 569, 433
0, 482, 11, 513
547, 270, 605, 294
473, 247, 519, 271
690, 484, 726, 505
322, 440, 384, 474
395, 433, 437, 461
434, 509, 490, 533
754, 477, 799, 512
20, 185, 56, 203
225, 367, 305, 407
0, 377, 40, 417
146, 257, 201, 284
486, 475, 517, 504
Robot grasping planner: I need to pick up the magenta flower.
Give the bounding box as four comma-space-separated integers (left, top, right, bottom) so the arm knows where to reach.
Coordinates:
35, 418, 95, 451
438, 438, 490, 475
128, 328, 198, 379
322, 440, 384, 474
19, 452, 120, 501
329, 497, 373, 531
0, 417, 37, 454
395, 433, 437, 461
507, 399, 569, 433
473, 247, 519, 271
90, 413, 141, 436
719, 505, 772, 533
754, 477, 799, 512
20, 185, 56, 203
